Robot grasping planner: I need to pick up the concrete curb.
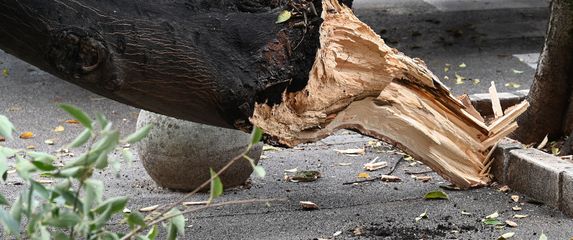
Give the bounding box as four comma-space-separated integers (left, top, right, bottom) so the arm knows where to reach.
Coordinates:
492, 138, 573, 217
471, 90, 573, 217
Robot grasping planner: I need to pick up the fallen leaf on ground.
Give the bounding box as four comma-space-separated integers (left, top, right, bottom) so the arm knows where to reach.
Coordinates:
263, 145, 281, 151
459, 63, 467, 68
551, 146, 561, 155
335, 148, 365, 155
182, 201, 208, 206
357, 172, 370, 179
511, 195, 520, 202
539, 232, 548, 240
505, 82, 521, 88
511, 69, 524, 74
513, 214, 528, 219
498, 232, 515, 239
65, 119, 80, 124
424, 190, 449, 200
139, 205, 160, 212
440, 185, 462, 191
44, 139, 55, 145
2, 68, 8, 77
512, 206, 522, 211
415, 176, 433, 182
26, 145, 36, 149
300, 201, 319, 210
505, 220, 518, 227
381, 175, 401, 182
289, 170, 321, 182
455, 73, 465, 84
444, 64, 451, 72
19, 132, 34, 139
53, 125, 65, 132
473, 79, 481, 85
415, 210, 428, 222
498, 185, 510, 192
276, 10, 292, 24
483, 219, 504, 226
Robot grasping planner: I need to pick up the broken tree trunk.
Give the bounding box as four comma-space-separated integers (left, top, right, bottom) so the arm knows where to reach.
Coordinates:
0, 0, 526, 188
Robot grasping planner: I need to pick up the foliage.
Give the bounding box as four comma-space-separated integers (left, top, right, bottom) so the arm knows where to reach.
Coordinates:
0, 104, 267, 239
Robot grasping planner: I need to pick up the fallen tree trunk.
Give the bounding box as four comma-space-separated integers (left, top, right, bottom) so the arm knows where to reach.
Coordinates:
0, 0, 526, 188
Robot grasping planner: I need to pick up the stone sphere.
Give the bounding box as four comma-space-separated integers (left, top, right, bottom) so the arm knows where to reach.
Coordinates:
136, 110, 262, 191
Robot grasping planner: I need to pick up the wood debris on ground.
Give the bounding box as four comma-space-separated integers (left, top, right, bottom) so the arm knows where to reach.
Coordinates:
248, 0, 529, 188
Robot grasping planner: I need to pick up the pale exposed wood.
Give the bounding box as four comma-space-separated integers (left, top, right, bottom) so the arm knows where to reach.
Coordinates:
458, 95, 485, 122
251, 0, 528, 188
489, 81, 504, 119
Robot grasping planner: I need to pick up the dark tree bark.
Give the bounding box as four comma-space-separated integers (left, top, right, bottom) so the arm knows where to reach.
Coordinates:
0, 0, 525, 188
514, 0, 573, 144
0, 0, 339, 130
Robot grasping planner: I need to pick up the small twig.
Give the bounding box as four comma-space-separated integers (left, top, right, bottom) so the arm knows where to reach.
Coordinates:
385, 156, 404, 176
404, 170, 434, 175
147, 198, 285, 226
120, 145, 256, 240
343, 157, 405, 185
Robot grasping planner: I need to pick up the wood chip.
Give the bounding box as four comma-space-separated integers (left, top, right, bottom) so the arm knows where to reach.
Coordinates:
511, 195, 520, 202
513, 214, 528, 219
364, 157, 387, 171
415, 176, 433, 182
498, 185, 510, 192
537, 135, 549, 149
505, 220, 518, 227
381, 175, 401, 182
335, 148, 365, 155
489, 81, 503, 118
139, 205, 160, 212
299, 201, 319, 210
65, 119, 80, 124
53, 126, 65, 132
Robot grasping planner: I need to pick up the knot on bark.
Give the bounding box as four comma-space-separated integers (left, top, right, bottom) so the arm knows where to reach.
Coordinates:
47, 28, 121, 91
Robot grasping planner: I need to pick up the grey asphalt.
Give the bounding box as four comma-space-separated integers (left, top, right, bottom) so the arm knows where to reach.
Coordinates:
1, 0, 572, 239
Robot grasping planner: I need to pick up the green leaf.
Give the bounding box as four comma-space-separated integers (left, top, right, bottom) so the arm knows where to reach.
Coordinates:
31, 181, 49, 199
0, 193, 7, 205
122, 148, 134, 163
123, 125, 152, 144
31, 160, 57, 171
15, 156, 37, 180
69, 128, 92, 148
498, 232, 515, 240
146, 225, 159, 240
0, 115, 15, 139
165, 208, 185, 240
276, 10, 292, 24
126, 212, 146, 230
250, 127, 264, 145
209, 168, 223, 202
38, 225, 51, 240
43, 211, 81, 228
93, 196, 128, 215
94, 153, 109, 170
415, 209, 428, 222
53, 231, 71, 240
424, 190, 449, 200
58, 104, 93, 129
84, 179, 104, 212
95, 112, 109, 129
539, 232, 548, 240
253, 165, 266, 178
0, 208, 20, 236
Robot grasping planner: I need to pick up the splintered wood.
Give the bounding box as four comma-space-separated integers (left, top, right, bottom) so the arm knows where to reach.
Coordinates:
251, 0, 529, 188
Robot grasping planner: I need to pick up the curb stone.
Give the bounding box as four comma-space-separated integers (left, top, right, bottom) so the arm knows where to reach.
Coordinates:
493, 141, 573, 217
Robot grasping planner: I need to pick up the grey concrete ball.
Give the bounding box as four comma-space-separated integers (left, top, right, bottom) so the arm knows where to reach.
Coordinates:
136, 110, 262, 191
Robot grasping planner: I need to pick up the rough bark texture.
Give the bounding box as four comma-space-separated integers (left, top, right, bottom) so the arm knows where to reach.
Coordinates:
0, 0, 331, 129
0, 0, 525, 188
514, 0, 573, 144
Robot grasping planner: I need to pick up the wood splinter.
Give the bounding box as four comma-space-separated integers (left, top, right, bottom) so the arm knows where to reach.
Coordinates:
251, 0, 529, 188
